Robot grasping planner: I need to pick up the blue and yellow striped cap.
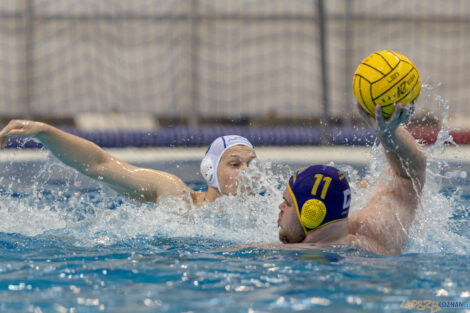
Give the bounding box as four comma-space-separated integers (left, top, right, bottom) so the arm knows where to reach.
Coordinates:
287, 165, 351, 235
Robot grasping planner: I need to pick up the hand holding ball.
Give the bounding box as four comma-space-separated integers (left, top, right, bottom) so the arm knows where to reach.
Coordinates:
353, 50, 421, 119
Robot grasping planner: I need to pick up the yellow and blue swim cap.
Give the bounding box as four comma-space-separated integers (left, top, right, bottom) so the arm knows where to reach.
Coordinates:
288, 165, 351, 235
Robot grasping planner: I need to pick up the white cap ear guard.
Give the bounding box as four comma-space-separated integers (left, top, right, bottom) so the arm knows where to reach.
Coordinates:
200, 135, 254, 193
200, 156, 215, 185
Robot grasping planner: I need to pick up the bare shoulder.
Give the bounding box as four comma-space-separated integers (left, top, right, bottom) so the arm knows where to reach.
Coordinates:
348, 172, 423, 255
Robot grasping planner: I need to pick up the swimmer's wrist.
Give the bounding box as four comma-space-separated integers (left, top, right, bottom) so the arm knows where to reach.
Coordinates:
377, 130, 399, 152
34, 123, 55, 140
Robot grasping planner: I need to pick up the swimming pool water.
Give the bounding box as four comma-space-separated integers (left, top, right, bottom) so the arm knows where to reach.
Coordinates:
1, 157, 470, 313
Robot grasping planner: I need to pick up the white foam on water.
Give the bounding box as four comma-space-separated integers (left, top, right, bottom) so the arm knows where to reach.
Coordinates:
0, 156, 360, 248
0, 157, 293, 246
405, 84, 470, 254
0, 83, 469, 252
316, 83, 470, 255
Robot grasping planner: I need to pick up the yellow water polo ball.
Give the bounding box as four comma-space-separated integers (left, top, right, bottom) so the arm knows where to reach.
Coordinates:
353, 50, 421, 119
300, 199, 327, 229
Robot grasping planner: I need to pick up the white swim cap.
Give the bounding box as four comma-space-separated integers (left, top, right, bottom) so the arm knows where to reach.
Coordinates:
200, 135, 254, 193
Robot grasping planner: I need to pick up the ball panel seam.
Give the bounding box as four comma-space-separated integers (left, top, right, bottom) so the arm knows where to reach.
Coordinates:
354, 73, 371, 84
374, 52, 393, 70
358, 76, 374, 116
360, 62, 386, 77
372, 66, 415, 101
371, 59, 402, 84
394, 70, 420, 104
376, 69, 420, 107
369, 78, 376, 109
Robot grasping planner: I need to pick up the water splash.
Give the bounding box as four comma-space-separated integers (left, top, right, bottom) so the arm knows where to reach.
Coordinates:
0, 84, 469, 253
404, 84, 470, 254
326, 82, 470, 255
0, 157, 293, 247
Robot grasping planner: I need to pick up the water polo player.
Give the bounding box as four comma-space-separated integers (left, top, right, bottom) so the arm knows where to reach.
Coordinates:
0, 120, 255, 205
278, 103, 426, 255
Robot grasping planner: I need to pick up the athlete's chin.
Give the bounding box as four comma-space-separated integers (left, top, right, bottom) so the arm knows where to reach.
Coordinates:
279, 233, 288, 244
279, 226, 305, 244
278, 229, 293, 244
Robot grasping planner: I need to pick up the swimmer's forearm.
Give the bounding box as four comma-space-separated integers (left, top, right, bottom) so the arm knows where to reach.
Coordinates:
379, 126, 426, 182
1, 120, 189, 203
35, 124, 111, 177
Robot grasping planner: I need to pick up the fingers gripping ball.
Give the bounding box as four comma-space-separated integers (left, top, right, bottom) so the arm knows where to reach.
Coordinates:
300, 199, 327, 229
353, 50, 421, 119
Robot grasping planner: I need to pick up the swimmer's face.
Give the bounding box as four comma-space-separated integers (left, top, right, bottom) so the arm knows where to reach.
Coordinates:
278, 187, 305, 244
217, 145, 256, 195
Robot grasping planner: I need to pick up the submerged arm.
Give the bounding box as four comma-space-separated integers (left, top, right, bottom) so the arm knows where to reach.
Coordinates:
0, 120, 188, 202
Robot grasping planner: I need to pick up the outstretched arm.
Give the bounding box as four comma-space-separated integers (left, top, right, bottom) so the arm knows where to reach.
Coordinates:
0, 120, 189, 202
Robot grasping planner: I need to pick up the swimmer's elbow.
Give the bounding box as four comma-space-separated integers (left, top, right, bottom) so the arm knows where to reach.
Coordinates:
86, 156, 125, 180
411, 160, 427, 190
396, 154, 427, 188
414, 148, 427, 182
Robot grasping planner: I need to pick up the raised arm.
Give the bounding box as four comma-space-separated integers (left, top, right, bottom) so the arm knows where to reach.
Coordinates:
349, 103, 427, 254
0, 120, 188, 203
359, 103, 426, 185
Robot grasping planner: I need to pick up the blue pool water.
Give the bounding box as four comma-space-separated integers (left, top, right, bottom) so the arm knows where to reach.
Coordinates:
1, 150, 470, 313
